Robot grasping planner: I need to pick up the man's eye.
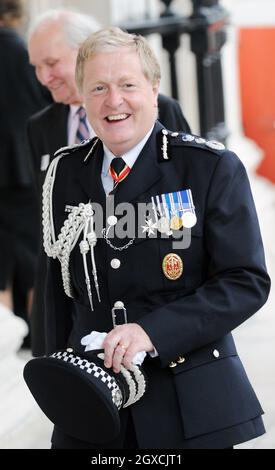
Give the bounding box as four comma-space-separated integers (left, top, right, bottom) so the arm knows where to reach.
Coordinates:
93, 86, 106, 93
124, 83, 135, 88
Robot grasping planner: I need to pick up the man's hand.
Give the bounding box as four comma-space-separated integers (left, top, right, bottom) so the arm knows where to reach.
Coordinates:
102, 323, 154, 373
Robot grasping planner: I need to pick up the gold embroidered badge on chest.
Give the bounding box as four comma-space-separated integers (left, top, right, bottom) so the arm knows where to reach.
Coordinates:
162, 253, 183, 280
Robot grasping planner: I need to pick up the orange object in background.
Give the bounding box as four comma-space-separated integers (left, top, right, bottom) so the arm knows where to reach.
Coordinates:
239, 27, 275, 183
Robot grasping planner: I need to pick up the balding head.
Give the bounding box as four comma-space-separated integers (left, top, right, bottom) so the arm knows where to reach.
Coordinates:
28, 9, 100, 50
28, 10, 100, 105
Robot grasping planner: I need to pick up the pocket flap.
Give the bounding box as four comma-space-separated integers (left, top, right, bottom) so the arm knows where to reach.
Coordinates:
169, 334, 237, 374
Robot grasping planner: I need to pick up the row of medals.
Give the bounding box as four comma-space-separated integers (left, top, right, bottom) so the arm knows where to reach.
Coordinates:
156, 210, 197, 235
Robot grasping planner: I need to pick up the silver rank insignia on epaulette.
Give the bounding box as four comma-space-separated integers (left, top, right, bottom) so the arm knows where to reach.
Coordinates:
159, 129, 226, 162
181, 133, 195, 142
180, 133, 225, 151
54, 138, 93, 158
169, 131, 225, 152
205, 140, 225, 150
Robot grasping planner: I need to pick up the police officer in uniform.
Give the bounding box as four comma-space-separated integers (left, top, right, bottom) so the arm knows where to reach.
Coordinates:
43, 27, 270, 449
27, 9, 190, 357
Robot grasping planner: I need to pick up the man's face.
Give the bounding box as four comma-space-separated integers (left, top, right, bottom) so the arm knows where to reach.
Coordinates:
82, 48, 159, 156
28, 23, 81, 105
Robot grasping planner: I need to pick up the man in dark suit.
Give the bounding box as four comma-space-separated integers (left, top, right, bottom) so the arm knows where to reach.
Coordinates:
27, 10, 100, 356
41, 27, 270, 449
0, 0, 51, 345
27, 10, 190, 356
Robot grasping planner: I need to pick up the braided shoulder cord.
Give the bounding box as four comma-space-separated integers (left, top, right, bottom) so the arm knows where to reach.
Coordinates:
42, 154, 95, 298
42, 153, 68, 258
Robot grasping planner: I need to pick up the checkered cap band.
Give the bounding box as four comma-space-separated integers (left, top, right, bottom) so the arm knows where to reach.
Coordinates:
51, 351, 123, 409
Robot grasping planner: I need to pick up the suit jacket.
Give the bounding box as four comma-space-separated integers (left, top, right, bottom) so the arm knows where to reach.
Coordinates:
0, 27, 50, 187
0, 27, 51, 309
44, 121, 270, 448
27, 95, 191, 356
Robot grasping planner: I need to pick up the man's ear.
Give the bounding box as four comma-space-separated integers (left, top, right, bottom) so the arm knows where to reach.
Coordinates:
152, 79, 160, 106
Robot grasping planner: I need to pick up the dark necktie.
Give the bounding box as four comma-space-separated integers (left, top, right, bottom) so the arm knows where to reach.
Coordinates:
109, 157, 130, 191
75, 106, 90, 144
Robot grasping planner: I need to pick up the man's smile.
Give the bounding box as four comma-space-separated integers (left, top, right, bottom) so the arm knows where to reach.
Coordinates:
105, 113, 131, 122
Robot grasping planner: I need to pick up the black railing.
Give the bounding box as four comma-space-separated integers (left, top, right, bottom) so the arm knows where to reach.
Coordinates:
120, 0, 229, 143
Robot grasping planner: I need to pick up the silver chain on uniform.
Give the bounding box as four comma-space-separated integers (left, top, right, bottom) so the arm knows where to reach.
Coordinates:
102, 226, 135, 251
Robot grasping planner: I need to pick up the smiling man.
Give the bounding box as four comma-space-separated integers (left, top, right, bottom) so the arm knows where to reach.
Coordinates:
28, 12, 95, 105
40, 27, 270, 450
26, 10, 191, 359
80, 45, 160, 157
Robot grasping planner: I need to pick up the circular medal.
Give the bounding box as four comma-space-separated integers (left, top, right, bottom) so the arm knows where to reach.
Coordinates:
181, 211, 197, 228
170, 215, 183, 231
162, 253, 183, 281
157, 217, 171, 234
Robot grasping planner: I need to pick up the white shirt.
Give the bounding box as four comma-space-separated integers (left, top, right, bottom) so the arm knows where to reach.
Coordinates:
101, 126, 154, 194
68, 105, 96, 145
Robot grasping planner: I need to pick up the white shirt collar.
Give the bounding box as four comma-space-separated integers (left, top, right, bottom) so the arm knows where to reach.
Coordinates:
68, 104, 96, 144
69, 104, 82, 119
102, 125, 154, 177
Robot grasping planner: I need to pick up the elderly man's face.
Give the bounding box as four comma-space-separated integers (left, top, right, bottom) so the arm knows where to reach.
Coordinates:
82, 48, 159, 156
29, 23, 81, 105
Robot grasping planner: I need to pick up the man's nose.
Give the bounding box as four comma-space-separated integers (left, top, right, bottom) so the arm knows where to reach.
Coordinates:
37, 67, 53, 87
105, 87, 123, 108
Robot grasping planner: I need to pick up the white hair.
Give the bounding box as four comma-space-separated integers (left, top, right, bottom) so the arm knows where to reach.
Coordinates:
28, 9, 101, 49
76, 27, 161, 93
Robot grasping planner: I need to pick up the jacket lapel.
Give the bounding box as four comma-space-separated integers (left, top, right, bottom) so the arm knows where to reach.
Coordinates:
49, 104, 69, 158
76, 140, 106, 206
75, 120, 165, 207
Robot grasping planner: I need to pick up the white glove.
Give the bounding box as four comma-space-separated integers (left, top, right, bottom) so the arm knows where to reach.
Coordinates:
81, 331, 146, 366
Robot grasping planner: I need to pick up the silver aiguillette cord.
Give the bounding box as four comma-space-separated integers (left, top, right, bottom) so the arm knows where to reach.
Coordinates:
80, 222, 94, 311
87, 218, 101, 303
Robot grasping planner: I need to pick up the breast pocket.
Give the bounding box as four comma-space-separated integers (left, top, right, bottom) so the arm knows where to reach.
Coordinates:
132, 224, 201, 295
158, 237, 186, 291
158, 224, 204, 292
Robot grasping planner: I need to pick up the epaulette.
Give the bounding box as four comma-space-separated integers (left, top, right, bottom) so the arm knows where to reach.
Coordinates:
54, 138, 95, 158
158, 129, 226, 162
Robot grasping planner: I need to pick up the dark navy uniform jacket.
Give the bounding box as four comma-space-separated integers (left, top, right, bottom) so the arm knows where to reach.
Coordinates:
28, 95, 190, 357
45, 120, 270, 448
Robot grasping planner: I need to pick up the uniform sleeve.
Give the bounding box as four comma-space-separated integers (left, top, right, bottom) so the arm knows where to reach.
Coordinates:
26, 118, 40, 191
136, 151, 271, 367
